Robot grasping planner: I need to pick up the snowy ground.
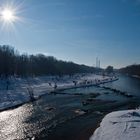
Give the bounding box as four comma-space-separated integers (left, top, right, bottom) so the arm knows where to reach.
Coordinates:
0, 74, 115, 111
90, 109, 140, 140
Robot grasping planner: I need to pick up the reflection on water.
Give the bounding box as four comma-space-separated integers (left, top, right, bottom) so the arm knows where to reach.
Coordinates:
0, 94, 87, 140
0, 104, 34, 140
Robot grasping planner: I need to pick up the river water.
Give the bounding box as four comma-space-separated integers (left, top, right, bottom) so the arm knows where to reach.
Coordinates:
0, 75, 140, 140
103, 74, 140, 97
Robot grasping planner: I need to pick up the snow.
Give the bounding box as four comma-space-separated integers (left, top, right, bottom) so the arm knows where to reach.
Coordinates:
90, 109, 140, 140
0, 74, 117, 111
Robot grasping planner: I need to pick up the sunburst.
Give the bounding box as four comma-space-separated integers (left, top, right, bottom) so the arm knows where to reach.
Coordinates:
1, 8, 15, 22
0, 1, 23, 32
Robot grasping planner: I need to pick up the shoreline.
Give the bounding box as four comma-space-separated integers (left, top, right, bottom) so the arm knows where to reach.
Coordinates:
0, 75, 119, 112
52, 77, 119, 93
90, 109, 140, 140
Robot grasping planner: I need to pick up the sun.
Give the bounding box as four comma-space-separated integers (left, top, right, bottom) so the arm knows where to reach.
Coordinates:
0, 2, 24, 31
1, 8, 15, 22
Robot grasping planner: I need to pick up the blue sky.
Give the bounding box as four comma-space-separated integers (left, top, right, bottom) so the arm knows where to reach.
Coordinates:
0, 0, 140, 68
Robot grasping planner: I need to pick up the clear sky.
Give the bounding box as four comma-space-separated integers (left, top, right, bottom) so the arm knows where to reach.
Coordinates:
0, 0, 140, 68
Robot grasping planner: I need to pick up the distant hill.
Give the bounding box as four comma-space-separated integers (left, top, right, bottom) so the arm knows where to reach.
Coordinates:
0, 45, 98, 77
119, 64, 140, 77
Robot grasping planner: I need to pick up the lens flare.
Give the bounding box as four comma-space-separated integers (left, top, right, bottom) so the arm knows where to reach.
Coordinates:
0, 1, 24, 32
1, 9, 15, 22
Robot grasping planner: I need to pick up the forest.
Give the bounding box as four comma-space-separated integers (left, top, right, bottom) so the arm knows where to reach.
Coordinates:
0, 45, 96, 77
119, 64, 140, 76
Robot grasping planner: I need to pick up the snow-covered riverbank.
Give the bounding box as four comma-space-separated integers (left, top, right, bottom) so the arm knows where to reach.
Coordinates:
90, 109, 140, 140
0, 74, 117, 111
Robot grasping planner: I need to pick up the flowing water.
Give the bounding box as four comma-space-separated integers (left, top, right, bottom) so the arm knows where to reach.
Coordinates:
103, 74, 140, 97
0, 75, 140, 140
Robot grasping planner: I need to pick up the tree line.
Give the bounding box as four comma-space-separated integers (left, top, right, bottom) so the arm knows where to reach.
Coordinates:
0, 45, 96, 77
119, 64, 140, 76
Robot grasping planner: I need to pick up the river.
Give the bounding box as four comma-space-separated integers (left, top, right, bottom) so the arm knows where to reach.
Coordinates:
0, 75, 140, 140
103, 74, 140, 97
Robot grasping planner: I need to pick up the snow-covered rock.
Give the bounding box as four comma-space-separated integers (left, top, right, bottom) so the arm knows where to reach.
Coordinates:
90, 109, 140, 140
